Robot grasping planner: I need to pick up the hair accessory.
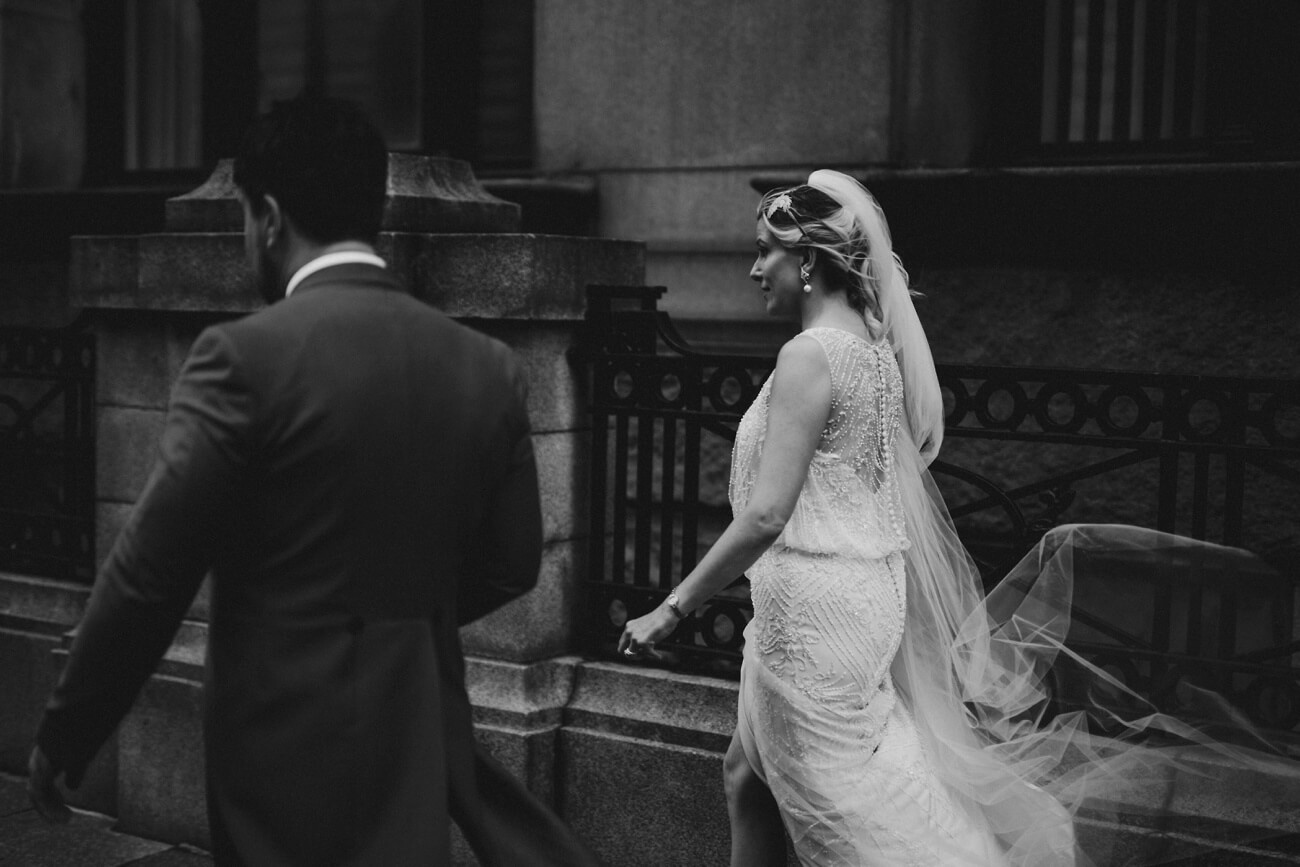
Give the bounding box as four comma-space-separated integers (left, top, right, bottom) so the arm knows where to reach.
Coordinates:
766, 190, 816, 243
765, 193, 794, 218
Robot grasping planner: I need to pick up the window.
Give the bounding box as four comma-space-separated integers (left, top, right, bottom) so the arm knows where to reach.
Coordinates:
123, 0, 204, 171
991, 0, 1300, 163
258, 0, 424, 150
82, 0, 536, 185
422, 0, 535, 171
83, 0, 258, 185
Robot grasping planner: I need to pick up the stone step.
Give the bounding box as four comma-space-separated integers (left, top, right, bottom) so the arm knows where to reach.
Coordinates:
5, 771, 1299, 866
1078, 811, 1300, 865
0, 774, 211, 867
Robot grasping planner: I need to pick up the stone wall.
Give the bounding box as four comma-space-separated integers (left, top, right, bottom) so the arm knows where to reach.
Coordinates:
532, 0, 992, 336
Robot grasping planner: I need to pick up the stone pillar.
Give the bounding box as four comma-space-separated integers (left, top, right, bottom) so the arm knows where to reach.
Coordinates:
58, 153, 644, 851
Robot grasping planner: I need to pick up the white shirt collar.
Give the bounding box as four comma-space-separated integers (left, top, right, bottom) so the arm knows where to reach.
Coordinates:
284, 251, 387, 298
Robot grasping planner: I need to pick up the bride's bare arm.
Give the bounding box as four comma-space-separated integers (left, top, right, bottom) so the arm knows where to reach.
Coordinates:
619, 335, 831, 652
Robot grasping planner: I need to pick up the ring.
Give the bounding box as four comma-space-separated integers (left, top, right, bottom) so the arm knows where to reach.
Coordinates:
623, 648, 637, 657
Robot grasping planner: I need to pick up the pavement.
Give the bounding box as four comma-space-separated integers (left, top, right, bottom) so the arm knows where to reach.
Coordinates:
0, 774, 211, 867
4, 770, 1300, 866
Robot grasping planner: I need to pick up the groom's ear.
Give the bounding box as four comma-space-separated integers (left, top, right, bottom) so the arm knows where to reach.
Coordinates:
254, 194, 287, 251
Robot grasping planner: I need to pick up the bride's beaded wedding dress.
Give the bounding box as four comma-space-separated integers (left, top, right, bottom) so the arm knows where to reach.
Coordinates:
725, 323, 1300, 867
731, 326, 1012, 866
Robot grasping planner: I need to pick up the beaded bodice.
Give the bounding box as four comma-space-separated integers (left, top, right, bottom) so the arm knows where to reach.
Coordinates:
729, 326, 908, 559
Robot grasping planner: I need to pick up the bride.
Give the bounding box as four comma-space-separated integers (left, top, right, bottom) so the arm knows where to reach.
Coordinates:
617, 170, 1297, 865
619, 169, 1058, 864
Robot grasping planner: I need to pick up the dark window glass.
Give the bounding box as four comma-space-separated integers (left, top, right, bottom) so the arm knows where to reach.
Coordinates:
991, 0, 1300, 163
83, 0, 536, 184
84, 0, 258, 186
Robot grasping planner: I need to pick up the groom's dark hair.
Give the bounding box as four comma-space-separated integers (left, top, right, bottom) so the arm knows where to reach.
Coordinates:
233, 95, 388, 244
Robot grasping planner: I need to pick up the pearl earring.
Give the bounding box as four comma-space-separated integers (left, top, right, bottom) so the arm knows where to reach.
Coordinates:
800, 265, 812, 294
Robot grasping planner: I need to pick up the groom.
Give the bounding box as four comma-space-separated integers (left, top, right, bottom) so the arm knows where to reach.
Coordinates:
27, 96, 602, 866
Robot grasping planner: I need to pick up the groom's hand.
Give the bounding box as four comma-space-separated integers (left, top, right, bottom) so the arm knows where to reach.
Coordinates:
27, 745, 73, 824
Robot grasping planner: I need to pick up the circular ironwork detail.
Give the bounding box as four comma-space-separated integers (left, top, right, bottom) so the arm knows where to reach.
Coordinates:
1033, 381, 1091, 434
973, 379, 1029, 431
656, 372, 684, 407
706, 366, 756, 413
1244, 675, 1300, 731
0, 395, 22, 432
1152, 663, 1216, 714
608, 367, 637, 403
1258, 394, 1300, 448
607, 598, 628, 629
942, 377, 970, 427
1046, 656, 1092, 712
1180, 387, 1231, 443
1094, 385, 1154, 438
697, 600, 747, 651
1085, 652, 1142, 693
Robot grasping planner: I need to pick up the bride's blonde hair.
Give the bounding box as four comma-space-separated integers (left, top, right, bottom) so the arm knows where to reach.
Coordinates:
758, 171, 943, 462
757, 183, 890, 340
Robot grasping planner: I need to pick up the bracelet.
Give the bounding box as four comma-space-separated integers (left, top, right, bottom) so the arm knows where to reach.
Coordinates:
666, 591, 685, 619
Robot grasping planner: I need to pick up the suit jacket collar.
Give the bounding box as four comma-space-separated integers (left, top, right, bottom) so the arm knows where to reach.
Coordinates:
288, 262, 403, 298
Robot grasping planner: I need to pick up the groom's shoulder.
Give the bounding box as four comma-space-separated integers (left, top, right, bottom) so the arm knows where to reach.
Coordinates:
241, 296, 514, 371
403, 303, 517, 369
201, 295, 519, 377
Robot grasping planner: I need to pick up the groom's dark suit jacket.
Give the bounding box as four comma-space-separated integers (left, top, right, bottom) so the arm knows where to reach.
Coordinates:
36, 264, 597, 865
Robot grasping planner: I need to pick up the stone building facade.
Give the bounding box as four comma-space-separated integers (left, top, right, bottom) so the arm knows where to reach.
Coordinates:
2, 2, 1298, 864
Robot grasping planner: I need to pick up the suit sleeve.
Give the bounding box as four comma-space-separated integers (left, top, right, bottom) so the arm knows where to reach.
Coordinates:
456, 355, 543, 626
35, 327, 254, 783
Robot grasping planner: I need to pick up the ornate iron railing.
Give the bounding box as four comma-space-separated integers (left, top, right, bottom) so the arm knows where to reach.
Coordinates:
0, 318, 96, 582
580, 285, 1300, 732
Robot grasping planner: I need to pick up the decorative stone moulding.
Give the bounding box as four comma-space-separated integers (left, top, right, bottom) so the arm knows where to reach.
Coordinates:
163, 154, 521, 234
382, 153, 522, 233
70, 152, 645, 317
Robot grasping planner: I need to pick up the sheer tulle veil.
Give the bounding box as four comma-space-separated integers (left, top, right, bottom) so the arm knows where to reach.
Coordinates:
803, 170, 1300, 865
807, 169, 945, 464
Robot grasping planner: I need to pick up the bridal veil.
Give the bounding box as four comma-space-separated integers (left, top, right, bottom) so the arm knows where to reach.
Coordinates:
807, 170, 1300, 866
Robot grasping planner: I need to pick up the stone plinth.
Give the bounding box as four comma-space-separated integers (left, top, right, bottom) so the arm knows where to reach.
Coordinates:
558, 663, 745, 867
111, 624, 209, 851
163, 154, 522, 234
72, 232, 641, 319
455, 657, 757, 867
0, 573, 116, 815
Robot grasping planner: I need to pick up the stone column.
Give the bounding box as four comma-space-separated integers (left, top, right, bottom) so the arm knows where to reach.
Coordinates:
59, 154, 643, 849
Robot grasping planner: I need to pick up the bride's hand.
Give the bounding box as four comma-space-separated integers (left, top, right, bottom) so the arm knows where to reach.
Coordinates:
618, 604, 680, 660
